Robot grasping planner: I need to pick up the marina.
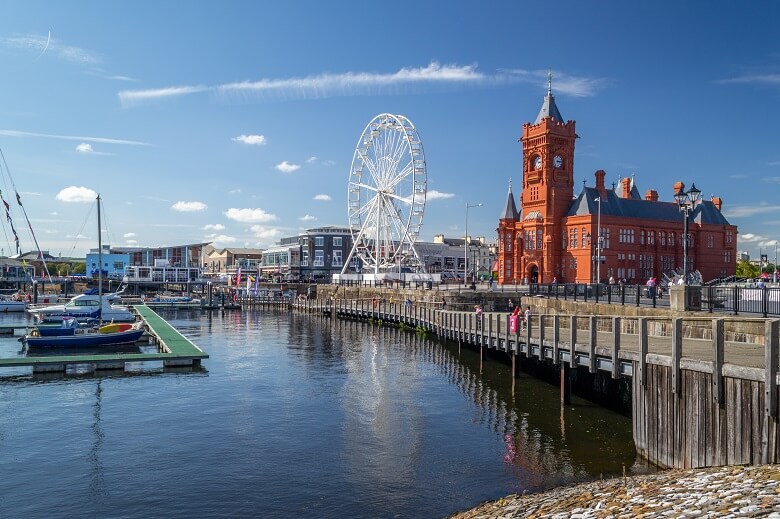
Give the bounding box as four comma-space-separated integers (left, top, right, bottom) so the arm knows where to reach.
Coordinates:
0, 307, 638, 519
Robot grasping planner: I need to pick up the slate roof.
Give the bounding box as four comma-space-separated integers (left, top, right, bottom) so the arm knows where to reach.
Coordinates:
566, 187, 732, 225
534, 89, 564, 124
500, 182, 519, 220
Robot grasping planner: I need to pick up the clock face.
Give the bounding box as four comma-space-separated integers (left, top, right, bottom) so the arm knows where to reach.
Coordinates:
553, 155, 563, 168
533, 156, 542, 170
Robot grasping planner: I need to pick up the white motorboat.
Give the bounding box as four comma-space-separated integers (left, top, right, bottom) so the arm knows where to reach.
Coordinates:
29, 292, 133, 322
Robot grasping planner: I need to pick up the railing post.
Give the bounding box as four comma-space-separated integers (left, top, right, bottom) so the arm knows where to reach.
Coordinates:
611, 316, 620, 379
588, 316, 597, 373
734, 285, 740, 316
672, 318, 682, 396
763, 319, 779, 464
552, 315, 560, 364
763, 286, 769, 318
712, 319, 724, 407
569, 315, 577, 368
635, 284, 640, 307
638, 317, 647, 388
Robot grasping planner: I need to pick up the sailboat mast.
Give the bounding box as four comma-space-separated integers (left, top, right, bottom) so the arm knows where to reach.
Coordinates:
97, 194, 102, 299
0, 149, 52, 281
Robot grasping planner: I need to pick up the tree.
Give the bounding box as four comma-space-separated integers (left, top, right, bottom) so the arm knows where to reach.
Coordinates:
736, 259, 758, 279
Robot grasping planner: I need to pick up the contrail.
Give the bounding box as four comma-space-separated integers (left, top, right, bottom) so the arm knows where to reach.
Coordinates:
35, 30, 50, 61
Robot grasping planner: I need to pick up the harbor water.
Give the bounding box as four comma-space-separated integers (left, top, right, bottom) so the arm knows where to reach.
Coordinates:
0, 309, 644, 518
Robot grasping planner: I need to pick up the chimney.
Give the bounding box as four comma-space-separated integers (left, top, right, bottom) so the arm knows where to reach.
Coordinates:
711, 196, 722, 211
622, 177, 632, 199
673, 181, 685, 198
595, 170, 606, 196
645, 189, 658, 202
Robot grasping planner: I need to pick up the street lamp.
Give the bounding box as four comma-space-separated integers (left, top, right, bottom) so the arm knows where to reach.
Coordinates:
595, 196, 602, 284
674, 182, 702, 283
465, 202, 483, 288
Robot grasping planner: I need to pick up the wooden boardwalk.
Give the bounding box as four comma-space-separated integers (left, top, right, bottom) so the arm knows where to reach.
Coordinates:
293, 298, 780, 470
0, 306, 207, 373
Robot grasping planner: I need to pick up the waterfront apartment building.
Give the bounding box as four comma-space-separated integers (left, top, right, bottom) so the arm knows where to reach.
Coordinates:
496, 84, 737, 285
261, 226, 353, 281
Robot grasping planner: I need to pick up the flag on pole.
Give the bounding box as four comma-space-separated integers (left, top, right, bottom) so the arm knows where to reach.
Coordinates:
236, 266, 242, 287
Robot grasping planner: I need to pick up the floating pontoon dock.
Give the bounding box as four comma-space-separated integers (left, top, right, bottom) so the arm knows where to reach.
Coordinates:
0, 305, 207, 374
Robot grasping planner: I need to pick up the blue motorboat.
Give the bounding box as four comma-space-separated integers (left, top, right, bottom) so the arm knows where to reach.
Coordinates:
34, 317, 101, 337
23, 321, 145, 348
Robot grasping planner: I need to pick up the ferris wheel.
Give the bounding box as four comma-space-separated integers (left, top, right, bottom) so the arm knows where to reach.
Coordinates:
342, 113, 427, 275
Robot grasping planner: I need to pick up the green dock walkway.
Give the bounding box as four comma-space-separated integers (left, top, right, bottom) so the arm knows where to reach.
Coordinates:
0, 306, 207, 373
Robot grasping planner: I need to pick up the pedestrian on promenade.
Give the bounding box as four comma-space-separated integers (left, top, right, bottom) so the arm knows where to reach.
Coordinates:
523, 305, 531, 329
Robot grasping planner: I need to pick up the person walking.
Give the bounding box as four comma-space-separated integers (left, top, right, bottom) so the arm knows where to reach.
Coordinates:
523, 305, 531, 329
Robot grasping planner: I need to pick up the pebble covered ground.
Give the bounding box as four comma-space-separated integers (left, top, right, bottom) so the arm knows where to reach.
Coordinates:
450, 465, 780, 518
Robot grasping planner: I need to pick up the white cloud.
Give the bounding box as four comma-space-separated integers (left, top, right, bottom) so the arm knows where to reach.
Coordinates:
299, 214, 317, 221
172, 201, 207, 212
75, 142, 111, 156
232, 134, 266, 145
123, 232, 136, 238
211, 234, 238, 244
125, 239, 138, 245
118, 61, 489, 106
0, 129, 149, 146
50, 212, 58, 216
56, 186, 97, 203
228, 188, 241, 195
313, 194, 331, 201
250, 225, 282, 239
224, 207, 277, 223
118, 85, 210, 105
426, 190, 455, 200
0, 33, 100, 65
724, 205, 780, 218
218, 61, 484, 97
306, 156, 318, 163
498, 68, 606, 97
739, 233, 767, 243
322, 159, 336, 167
715, 74, 780, 86
203, 223, 225, 231
276, 161, 300, 173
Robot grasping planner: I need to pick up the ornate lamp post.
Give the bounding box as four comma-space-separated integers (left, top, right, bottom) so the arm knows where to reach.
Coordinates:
465, 202, 482, 288
674, 183, 702, 283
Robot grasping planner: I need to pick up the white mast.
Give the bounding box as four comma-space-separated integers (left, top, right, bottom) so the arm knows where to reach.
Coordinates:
97, 194, 103, 308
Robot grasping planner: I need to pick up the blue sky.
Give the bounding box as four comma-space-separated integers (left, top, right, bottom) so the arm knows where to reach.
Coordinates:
0, 2, 778, 260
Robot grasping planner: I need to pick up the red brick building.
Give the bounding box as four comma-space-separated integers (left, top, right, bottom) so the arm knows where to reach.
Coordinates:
497, 84, 737, 285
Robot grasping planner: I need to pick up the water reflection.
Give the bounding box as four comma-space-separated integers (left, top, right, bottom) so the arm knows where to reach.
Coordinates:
89, 381, 106, 501
287, 315, 641, 494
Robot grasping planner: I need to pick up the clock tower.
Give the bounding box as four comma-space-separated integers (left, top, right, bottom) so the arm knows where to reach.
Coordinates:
516, 76, 577, 283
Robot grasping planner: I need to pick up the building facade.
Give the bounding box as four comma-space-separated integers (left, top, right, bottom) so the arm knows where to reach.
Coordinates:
299, 226, 353, 281
497, 84, 737, 285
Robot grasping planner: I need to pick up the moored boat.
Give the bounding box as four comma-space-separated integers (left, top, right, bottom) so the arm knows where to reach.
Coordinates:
28, 292, 134, 322
23, 320, 145, 348
0, 296, 26, 312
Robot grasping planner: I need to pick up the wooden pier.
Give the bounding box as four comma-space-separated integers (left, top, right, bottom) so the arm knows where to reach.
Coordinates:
0, 306, 207, 374
293, 297, 780, 470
